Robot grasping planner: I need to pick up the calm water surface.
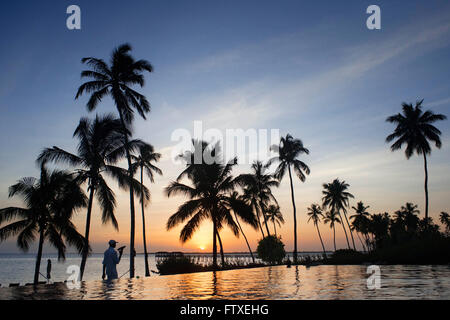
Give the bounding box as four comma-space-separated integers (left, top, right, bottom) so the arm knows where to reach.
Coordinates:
1, 265, 449, 299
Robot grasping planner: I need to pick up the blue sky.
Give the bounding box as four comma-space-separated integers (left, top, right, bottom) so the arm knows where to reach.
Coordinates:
0, 1, 449, 253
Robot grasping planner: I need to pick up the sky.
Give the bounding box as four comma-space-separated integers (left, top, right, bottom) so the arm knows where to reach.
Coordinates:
0, 0, 449, 254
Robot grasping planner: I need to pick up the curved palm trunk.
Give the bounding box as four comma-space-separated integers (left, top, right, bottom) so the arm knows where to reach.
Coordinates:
140, 166, 150, 277
273, 221, 277, 237
342, 211, 356, 250
287, 165, 298, 263
337, 211, 351, 249
423, 153, 429, 220
117, 112, 137, 278
255, 205, 265, 238
315, 224, 327, 256
356, 232, 367, 252
217, 231, 225, 267
34, 229, 45, 285
212, 218, 218, 269
234, 212, 255, 263
79, 184, 95, 280
259, 201, 271, 237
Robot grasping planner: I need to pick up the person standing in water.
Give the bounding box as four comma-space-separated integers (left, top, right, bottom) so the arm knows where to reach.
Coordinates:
46, 259, 52, 282
102, 240, 124, 280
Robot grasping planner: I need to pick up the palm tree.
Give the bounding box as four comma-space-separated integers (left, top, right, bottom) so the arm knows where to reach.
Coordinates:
37, 114, 149, 280
386, 99, 446, 219
350, 201, 371, 251
131, 144, 162, 277
0, 166, 86, 284
396, 202, 420, 233
265, 204, 284, 237
439, 212, 450, 233
322, 179, 355, 250
229, 192, 256, 263
267, 134, 310, 263
166, 141, 257, 269
323, 210, 341, 251
236, 161, 279, 237
306, 204, 326, 255
76, 43, 153, 277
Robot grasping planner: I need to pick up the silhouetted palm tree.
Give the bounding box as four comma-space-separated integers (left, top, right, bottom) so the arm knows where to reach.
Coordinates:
322, 179, 355, 250
350, 201, 371, 252
439, 212, 450, 233
323, 210, 340, 251
37, 115, 148, 280
386, 99, 446, 219
76, 43, 153, 277
307, 204, 326, 255
0, 166, 86, 284
394, 202, 420, 234
266, 204, 284, 237
166, 141, 257, 269
131, 144, 162, 277
267, 134, 310, 263
236, 161, 279, 237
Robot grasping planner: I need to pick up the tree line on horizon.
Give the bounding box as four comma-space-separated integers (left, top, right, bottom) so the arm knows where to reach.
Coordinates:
0, 44, 448, 284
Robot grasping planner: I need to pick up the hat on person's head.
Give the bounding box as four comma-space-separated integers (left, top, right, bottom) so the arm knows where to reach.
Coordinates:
108, 240, 118, 246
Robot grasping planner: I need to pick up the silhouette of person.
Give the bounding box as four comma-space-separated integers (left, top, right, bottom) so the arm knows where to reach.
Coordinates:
46, 259, 52, 281
102, 240, 124, 281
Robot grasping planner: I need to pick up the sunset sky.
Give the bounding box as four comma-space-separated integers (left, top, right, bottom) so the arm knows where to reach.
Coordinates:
0, 0, 449, 254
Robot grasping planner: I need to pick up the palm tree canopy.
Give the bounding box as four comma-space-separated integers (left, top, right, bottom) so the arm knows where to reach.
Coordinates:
76, 43, 153, 125
267, 134, 310, 181
266, 204, 284, 226
386, 99, 447, 158
307, 203, 324, 226
323, 210, 341, 228
36, 114, 150, 229
0, 166, 87, 259
165, 141, 257, 243
322, 178, 354, 214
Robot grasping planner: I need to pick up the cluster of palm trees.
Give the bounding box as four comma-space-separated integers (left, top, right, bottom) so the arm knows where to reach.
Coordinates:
166, 134, 310, 267
0, 44, 162, 283
0, 40, 448, 283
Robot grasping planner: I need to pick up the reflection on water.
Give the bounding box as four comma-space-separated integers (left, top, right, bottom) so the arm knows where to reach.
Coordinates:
0, 265, 449, 300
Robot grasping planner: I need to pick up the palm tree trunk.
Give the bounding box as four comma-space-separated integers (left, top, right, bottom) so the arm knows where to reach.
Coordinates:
255, 205, 265, 238
287, 165, 298, 263
217, 231, 225, 267
34, 228, 45, 285
141, 166, 150, 277
234, 212, 255, 263
356, 232, 367, 252
333, 225, 336, 251
342, 211, 356, 250
423, 153, 429, 220
337, 211, 351, 249
260, 201, 271, 237
273, 221, 277, 237
79, 183, 95, 281
212, 218, 218, 269
117, 112, 136, 278
316, 224, 327, 256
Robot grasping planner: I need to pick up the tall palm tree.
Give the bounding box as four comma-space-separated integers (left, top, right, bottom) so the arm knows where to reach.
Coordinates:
323, 210, 341, 251
229, 192, 256, 263
37, 114, 149, 280
267, 134, 310, 263
0, 166, 86, 284
350, 201, 371, 252
306, 204, 326, 255
131, 144, 162, 277
265, 204, 284, 237
386, 99, 446, 219
236, 161, 279, 237
322, 179, 355, 250
166, 141, 257, 269
76, 43, 153, 277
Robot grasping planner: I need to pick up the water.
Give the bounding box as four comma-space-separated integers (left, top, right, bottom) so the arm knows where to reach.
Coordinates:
0, 252, 323, 286
0, 264, 449, 299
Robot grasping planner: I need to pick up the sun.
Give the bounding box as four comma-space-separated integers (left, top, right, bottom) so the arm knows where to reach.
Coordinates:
199, 246, 205, 251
